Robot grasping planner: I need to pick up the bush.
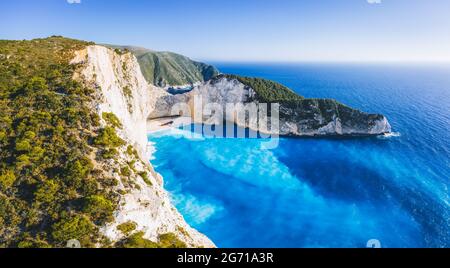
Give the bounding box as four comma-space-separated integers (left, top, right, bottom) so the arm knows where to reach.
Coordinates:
117, 231, 186, 248
17, 238, 52, 248
158, 233, 187, 248
0, 130, 6, 142
26, 77, 48, 91
65, 158, 94, 188
15, 154, 31, 167
119, 231, 158, 248
51, 214, 96, 245
126, 145, 139, 158
117, 221, 137, 236
94, 127, 125, 148
83, 195, 114, 224
101, 148, 118, 159
15, 139, 32, 152
102, 112, 122, 129
123, 86, 132, 99
138, 171, 152, 186
34, 180, 59, 204
0, 170, 16, 189
120, 166, 131, 177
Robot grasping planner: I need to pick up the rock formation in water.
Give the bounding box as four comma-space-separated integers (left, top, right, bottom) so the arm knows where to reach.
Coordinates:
150, 75, 392, 136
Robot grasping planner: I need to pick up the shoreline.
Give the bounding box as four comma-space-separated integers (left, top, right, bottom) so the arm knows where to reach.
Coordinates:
147, 118, 392, 140
147, 116, 191, 134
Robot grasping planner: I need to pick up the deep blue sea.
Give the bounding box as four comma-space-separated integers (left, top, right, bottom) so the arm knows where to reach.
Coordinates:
148, 63, 450, 248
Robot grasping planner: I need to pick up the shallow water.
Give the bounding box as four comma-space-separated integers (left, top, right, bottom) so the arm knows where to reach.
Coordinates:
148, 63, 450, 248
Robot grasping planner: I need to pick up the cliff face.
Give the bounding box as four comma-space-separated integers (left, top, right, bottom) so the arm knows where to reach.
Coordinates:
150, 76, 391, 136
277, 99, 391, 136
71, 45, 214, 247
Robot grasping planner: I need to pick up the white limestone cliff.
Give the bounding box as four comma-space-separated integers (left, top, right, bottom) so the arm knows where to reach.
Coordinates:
71, 45, 214, 248
148, 76, 392, 136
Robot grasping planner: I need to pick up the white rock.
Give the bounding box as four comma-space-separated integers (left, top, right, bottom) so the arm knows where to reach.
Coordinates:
71, 45, 214, 248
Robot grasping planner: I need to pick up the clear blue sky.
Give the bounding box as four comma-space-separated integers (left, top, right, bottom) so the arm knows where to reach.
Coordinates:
1, 0, 449, 62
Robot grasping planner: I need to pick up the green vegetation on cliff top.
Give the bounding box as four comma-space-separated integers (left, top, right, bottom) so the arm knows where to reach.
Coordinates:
108, 45, 219, 87
218, 74, 382, 127
221, 74, 304, 103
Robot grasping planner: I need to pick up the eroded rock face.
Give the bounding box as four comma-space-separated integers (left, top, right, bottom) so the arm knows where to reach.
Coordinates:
277, 99, 391, 136
71, 45, 214, 248
149, 76, 391, 136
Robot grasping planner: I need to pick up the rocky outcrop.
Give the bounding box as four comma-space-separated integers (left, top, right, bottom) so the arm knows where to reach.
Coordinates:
149, 76, 391, 136
277, 99, 391, 136
71, 45, 214, 248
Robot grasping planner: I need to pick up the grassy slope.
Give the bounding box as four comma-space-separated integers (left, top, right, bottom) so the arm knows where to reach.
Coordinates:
222, 74, 304, 103
107, 45, 219, 87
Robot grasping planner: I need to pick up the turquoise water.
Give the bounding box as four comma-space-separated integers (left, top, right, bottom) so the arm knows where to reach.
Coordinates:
148, 63, 450, 248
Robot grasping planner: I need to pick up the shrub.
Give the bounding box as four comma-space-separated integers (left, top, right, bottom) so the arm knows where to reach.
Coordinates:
118, 231, 186, 248
0, 170, 16, 189
65, 158, 94, 188
158, 233, 187, 248
26, 77, 48, 91
51, 214, 96, 245
120, 166, 131, 177
17, 239, 52, 248
119, 231, 158, 248
16, 154, 31, 167
138, 171, 152, 186
34, 180, 59, 204
15, 139, 32, 152
126, 145, 139, 158
0, 130, 6, 142
117, 221, 137, 236
128, 160, 137, 173
101, 148, 118, 159
123, 86, 132, 99
83, 195, 114, 224
94, 127, 125, 148
102, 112, 122, 129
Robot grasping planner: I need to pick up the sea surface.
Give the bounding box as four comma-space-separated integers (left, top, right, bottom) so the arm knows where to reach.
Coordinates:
148, 63, 450, 248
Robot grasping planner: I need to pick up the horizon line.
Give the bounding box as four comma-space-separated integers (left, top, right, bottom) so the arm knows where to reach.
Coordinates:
202, 60, 450, 65
2, 36, 450, 66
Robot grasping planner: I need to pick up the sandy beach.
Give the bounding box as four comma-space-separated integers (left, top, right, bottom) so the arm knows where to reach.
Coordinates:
147, 116, 193, 133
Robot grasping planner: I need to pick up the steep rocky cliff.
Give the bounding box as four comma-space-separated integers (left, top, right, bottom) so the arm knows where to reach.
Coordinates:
149, 75, 391, 136
71, 45, 214, 247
